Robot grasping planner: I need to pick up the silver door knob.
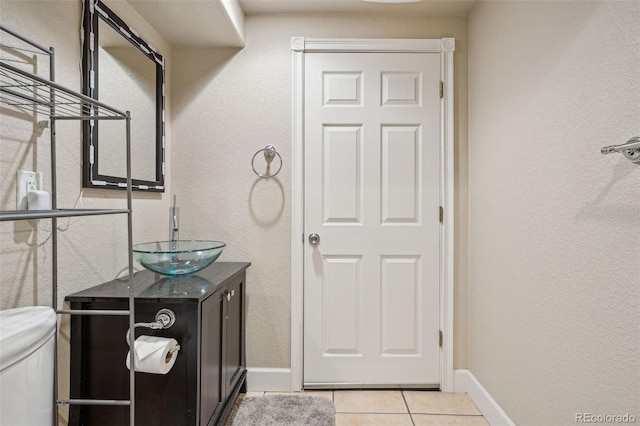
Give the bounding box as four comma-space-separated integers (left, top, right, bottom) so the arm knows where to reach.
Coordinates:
308, 233, 320, 246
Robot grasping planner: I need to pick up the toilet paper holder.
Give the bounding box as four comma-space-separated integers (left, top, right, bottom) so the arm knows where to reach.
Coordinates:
153, 308, 176, 329
126, 308, 179, 348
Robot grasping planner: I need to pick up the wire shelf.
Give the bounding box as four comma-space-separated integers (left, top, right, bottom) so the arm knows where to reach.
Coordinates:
0, 208, 130, 222
0, 60, 126, 120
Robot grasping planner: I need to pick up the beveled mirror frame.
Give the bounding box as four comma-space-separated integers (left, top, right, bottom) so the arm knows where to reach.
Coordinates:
82, 0, 165, 191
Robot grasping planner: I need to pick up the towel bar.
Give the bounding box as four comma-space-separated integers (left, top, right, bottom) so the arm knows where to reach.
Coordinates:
601, 136, 640, 163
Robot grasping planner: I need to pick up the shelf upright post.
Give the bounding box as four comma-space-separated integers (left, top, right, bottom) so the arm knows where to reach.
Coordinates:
126, 111, 135, 426
49, 45, 60, 426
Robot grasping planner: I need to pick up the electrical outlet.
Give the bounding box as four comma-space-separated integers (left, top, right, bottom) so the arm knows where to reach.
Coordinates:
16, 170, 43, 210
26, 179, 37, 192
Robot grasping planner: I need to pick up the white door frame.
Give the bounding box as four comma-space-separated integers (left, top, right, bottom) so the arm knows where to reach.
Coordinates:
290, 37, 456, 392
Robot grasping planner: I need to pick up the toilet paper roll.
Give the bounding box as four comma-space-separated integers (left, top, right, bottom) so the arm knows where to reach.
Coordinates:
125, 335, 179, 374
27, 190, 50, 211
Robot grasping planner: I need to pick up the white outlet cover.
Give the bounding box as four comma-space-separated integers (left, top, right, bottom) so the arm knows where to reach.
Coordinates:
16, 170, 43, 210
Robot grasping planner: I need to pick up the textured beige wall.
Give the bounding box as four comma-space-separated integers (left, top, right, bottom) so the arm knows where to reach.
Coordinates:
468, 1, 639, 424
171, 14, 469, 369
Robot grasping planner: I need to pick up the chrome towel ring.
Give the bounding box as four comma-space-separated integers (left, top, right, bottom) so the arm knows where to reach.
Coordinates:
252, 145, 283, 178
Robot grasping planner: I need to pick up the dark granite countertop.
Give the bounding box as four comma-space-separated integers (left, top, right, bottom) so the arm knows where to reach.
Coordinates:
65, 262, 250, 303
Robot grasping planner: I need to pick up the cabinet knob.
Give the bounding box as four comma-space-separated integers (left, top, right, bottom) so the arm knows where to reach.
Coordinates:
225, 291, 231, 302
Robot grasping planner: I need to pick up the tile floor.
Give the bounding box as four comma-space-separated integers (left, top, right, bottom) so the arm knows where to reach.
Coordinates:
244, 390, 489, 426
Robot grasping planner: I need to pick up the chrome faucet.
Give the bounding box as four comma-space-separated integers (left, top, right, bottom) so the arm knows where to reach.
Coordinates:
169, 195, 179, 247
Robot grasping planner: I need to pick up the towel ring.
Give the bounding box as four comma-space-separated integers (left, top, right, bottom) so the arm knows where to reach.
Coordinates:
252, 145, 283, 178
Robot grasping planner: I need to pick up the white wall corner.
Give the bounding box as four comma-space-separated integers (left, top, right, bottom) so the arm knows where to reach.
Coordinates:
453, 369, 516, 426
246, 368, 293, 392
220, 0, 246, 46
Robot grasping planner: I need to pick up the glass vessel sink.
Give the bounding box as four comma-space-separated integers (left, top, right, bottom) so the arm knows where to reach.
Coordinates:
133, 240, 226, 277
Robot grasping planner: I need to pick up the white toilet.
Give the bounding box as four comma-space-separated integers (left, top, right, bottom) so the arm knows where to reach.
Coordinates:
0, 306, 57, 426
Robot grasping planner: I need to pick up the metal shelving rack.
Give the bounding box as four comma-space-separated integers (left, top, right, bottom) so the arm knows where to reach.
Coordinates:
0, 25, 136, 425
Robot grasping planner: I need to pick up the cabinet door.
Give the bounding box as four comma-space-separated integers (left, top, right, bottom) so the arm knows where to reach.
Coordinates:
224, 278, 245, 400
69, 300, 198, 426
201, 292, 225, 426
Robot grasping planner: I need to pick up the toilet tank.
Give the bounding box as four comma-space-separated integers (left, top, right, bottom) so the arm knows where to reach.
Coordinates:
0, 306, 57, 426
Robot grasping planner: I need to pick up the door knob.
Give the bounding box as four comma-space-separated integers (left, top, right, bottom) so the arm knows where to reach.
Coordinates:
308, 233, 320, 246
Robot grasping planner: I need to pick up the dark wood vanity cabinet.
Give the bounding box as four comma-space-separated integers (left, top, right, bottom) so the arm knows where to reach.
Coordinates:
200, 275, 245, 423
66, 262, 250, 426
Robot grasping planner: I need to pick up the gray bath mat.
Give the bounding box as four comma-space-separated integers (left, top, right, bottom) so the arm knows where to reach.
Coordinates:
225, 395, 335, 426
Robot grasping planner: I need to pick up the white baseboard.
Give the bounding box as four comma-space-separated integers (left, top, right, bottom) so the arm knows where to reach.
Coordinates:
246, 368, 292, 392
452, 369, 515, 426
453, 368, 470, 393
247, 367, 514, 425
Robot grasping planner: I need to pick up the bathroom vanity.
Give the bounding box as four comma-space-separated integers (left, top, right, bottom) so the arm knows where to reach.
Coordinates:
66, 262, 250, 426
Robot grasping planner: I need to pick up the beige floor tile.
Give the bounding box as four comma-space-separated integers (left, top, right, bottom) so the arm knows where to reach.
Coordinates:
413, 414, 490, 425
301, 390, 334, 400
403, 392, 481, 415
264, 391, 297, 396
336, 413, 413, 426
242, 391, 264, 397
265, 390, 333, 400
334, 390, 407, 414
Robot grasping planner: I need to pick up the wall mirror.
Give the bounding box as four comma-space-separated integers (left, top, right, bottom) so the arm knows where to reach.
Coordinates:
82, 0, 165, 191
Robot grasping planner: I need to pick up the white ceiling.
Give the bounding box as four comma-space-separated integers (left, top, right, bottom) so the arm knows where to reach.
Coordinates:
239, 0, 476, 16
126, 0, 476, 48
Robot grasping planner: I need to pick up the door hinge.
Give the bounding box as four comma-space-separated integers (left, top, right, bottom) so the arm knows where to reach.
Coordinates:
439, 206, 444, 223
439, 81, 444, 99
439, 330, 443, 347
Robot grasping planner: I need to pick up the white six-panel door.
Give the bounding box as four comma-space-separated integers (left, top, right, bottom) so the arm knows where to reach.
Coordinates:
303, 52, 441, 386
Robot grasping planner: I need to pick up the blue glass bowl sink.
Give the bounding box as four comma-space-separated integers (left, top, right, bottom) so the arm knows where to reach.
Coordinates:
133, 240, 226, 277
